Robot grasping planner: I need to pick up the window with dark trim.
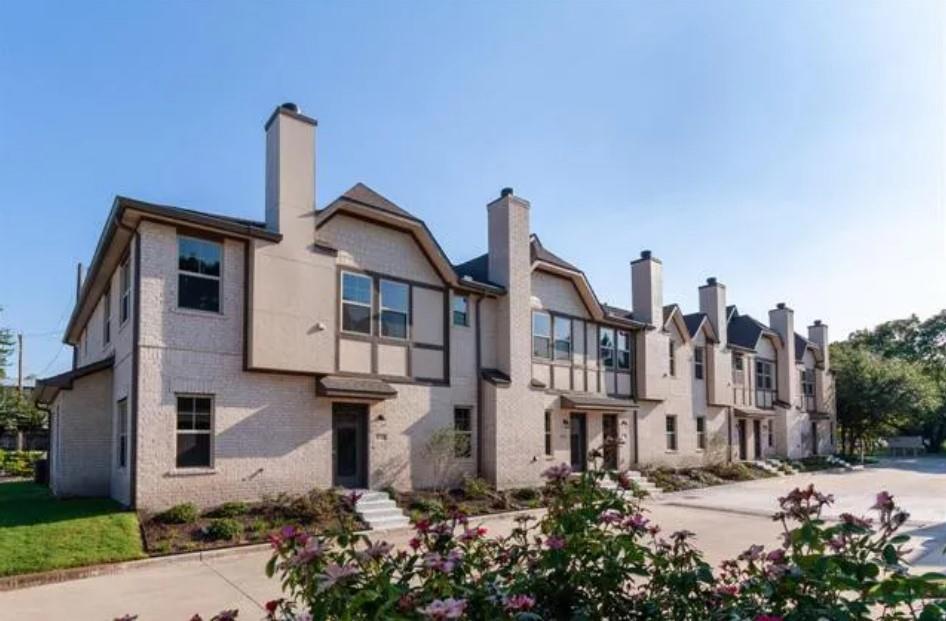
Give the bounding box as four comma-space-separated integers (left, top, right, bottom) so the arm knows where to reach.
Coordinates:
800, 369, 816, 412
544, 410, 552, 456
102, 287, 111, 346
176, 395, 213, 468
117, 398, 128, 468
694, 346, 705, 380
341, 271, 372, 335
665, 415, 677, 451
532, 311, 552, 359
668, 339, 676, 376
379, 279, 409, 339
453, 407, 472, 458
696, 416, 706, 450
120, 255, 131, 325
599, 327, 615, 368
617, 330, 631, 370
732, 353, 744, 384
768, 422, 774, 447
452, 295, 469, 326
553, 316, 572, 361
755, 359, 776, 409
178, 236, 221, 312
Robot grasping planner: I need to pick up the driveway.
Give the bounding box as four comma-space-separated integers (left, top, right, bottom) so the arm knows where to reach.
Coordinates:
2, 458, 943, 620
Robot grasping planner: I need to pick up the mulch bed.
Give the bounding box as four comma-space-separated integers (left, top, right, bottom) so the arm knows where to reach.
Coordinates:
140, 490, 365, 555
393, 485, 546, 524
642, 462, 777, 493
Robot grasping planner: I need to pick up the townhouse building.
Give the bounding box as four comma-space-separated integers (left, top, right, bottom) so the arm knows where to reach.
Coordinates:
35, 104, 836, 510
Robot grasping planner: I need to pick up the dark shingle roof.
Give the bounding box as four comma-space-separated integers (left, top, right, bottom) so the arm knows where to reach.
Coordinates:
530, 235, 580, 272
727, 310, 771, 351
795, 333, 814, 362
335, 182, 419, 221
602, 304, 635, 322
662, 304, 679, 324
683, 312, 708, 338
453, 253, 502, 288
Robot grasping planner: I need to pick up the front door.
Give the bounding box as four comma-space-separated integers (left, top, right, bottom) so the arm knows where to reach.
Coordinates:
569, 413, 587, 472
332, 403, 368, 488
738, 419, 748, 461
602, 414, 618, 470
753, 420, 762, 459
811, 421, 818, 456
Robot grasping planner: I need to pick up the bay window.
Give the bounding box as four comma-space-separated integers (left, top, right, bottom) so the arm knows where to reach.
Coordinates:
341, 272, 372, 334
532, 311, 552, 359
553, 316, 571, 361
379, 279, 409, 339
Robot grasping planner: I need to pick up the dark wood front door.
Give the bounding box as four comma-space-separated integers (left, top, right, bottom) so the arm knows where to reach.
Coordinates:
753, 420, 762, 459
333, 403, 368, 488
738, 419, 748, 461
811, 421, 818, 456
569, 413, 587, 472
602, 414, 618, 470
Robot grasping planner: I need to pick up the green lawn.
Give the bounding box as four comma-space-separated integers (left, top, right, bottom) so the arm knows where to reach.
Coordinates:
0, 481, 144, 576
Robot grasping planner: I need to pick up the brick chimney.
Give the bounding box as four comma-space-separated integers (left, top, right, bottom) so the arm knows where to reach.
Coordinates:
698, 277, 727, 346
631, 250, 663, 326
808, 320, 829, 369
264, 102, 317, 247
768, 303, 797, 406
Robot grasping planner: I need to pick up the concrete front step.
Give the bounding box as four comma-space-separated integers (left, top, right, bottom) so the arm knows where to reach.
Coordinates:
344, 489, 411, 531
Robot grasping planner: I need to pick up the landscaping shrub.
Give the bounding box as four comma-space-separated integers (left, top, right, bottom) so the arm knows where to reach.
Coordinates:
461, 477, 491, 500
207, 501, 249, 518
706, 461, 756, 481
242, 463, 946, 620
510, 487, 539, 502
156, 503, 199, 525
205, 518, 242, 541
408, 496, 444, 516
0, 450, 44, 478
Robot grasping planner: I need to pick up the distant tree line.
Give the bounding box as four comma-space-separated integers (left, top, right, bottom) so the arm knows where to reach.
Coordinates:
832, 310, 945, 455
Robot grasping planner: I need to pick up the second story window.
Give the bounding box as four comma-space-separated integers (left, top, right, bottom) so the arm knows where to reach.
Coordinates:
178, 237, 221, 313
599, 327, 615, 368
532, 311, 552, 359
668, 340, 676, 376
617, 330, 632, 370
102, 286, 111, 346
553, 316, 571, 361
694, 346, 704, 380
801, 369, 816, 411
379, 280, 409, 339
452, 295, 469, 326
733, 353, 744, 384
341, 272, 372, 335
120, 254, 131, 325
755, 359, 776, 409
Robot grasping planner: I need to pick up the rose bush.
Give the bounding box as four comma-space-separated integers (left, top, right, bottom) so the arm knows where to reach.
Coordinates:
145, 460, 946, 620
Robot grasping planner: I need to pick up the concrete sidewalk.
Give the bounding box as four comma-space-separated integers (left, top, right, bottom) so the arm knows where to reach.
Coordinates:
3, 460, 943, 620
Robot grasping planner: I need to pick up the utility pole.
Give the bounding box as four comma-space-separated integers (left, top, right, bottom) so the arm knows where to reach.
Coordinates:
17, 333, 23, 394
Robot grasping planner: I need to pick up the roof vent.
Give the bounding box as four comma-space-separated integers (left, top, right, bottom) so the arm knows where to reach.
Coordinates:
640, 250, 652, 259
500, 187, 514, 197
706, 277, 717, 286
280, 102, 300, 113
776, 302, 786, 310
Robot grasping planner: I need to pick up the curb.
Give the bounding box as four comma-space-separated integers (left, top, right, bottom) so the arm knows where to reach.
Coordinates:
0, 507, 547, 592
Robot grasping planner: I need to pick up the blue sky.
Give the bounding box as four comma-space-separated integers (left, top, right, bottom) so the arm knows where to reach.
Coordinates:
1, 1, 943, 378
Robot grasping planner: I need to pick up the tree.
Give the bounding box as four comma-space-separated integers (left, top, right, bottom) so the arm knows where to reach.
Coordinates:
846, 311, 946, 451
0, 306, 14, 380
831, 342, 940, 455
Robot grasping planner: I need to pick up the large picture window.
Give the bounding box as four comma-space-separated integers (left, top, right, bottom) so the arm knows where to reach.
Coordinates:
617, 331, 631, 370
553, 316, 572, 361
116, 398, 128, 468
599, 327, 615, 368
178, 237, 221, 312
532, 311, 552, 359
341, 272, 372, 335
176, 395, 213, 468
755, 359, 776, 409
379, 279, 409, 339
453, 407, 472, 458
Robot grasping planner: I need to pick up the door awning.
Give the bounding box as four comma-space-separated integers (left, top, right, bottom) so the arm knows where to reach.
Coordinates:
559, 394, 637, 411
809, 412, 832, 421
317, 376, 397, 401
734, 407, 776, 419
